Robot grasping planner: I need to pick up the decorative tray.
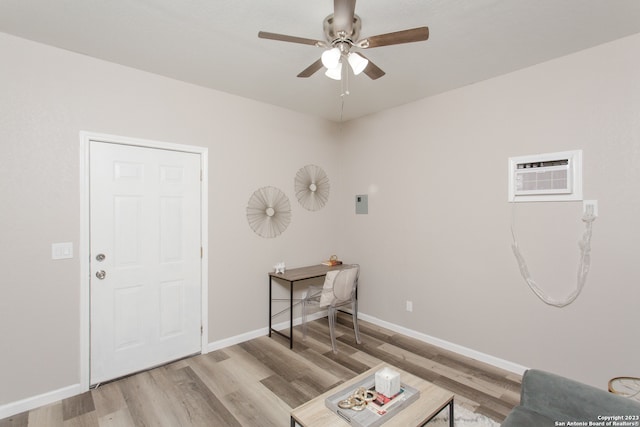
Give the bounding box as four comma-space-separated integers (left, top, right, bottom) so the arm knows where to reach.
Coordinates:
325, 374, 420, 427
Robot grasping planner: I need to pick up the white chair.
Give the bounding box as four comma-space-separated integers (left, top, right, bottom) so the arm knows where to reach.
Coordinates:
301, 264, 361, 353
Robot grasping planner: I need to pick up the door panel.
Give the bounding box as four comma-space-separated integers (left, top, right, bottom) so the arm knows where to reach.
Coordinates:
159, 281, 185, 337
90, 141, 201, 384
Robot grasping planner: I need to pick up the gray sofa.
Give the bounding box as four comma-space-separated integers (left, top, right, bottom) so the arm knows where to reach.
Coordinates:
502, 369, 640, 426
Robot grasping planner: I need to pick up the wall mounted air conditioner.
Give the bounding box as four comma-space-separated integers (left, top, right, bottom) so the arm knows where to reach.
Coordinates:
508, 150, 582, 202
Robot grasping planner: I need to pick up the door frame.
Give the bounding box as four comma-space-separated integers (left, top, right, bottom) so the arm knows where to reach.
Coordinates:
79, 131, 209, 390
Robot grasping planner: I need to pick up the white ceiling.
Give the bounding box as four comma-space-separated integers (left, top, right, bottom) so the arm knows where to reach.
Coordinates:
2, 0, 640, 122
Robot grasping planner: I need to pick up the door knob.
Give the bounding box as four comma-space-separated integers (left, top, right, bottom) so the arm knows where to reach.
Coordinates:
96, 253, 106, 262
96, 270, 106, 280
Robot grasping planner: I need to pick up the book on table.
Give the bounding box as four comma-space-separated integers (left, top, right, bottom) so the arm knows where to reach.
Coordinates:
325, 374, 420, 427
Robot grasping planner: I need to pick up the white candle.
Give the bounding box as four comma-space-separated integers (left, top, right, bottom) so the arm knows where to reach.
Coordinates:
375, 367, 401, 397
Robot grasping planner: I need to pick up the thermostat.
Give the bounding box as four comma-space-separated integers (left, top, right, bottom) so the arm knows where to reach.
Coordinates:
356, 195, 368, 214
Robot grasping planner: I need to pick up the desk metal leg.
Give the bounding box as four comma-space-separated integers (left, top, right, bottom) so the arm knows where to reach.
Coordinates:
448, 398, 454, 427
289, 282, 294, 349
268, 277, 295, 348
268, 276, 272, 337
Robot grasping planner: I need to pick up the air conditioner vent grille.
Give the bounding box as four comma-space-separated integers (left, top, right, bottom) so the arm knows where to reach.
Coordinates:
508, 150, 582, 202
515, 167, 569, 194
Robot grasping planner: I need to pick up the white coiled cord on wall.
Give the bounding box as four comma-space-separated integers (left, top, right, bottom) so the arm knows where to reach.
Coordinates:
510, 204, 597, 307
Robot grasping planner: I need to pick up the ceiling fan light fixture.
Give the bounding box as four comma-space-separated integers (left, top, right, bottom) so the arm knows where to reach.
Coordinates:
321, 47, 341, 69
325, 64, 342, 80
347, 52, 368, 75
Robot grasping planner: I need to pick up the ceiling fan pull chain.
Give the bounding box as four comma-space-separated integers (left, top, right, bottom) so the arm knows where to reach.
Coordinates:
340, 61, 346, 96
343, 61, 350, 96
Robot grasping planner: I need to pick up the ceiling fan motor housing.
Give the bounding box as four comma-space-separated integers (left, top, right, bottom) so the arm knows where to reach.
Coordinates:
324, 14, 361, 44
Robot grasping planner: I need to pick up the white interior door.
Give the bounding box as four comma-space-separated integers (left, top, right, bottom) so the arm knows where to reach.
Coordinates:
90, 141, 202, 384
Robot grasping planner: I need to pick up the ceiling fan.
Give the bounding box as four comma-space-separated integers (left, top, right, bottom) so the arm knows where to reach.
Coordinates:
258, 0, 429, 81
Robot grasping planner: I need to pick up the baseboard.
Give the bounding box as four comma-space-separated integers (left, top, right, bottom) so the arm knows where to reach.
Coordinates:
207, 310, 328, 352
1, 311, 525, 419
0, 383, 82, 420
208, 310, 527, 375
358, 313, 528, 375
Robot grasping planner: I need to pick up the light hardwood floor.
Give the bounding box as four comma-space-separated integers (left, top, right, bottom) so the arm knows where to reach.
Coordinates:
1, 314, 521, 426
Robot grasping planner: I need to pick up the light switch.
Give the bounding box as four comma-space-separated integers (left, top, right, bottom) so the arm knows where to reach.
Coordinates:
52, 242, 73, 260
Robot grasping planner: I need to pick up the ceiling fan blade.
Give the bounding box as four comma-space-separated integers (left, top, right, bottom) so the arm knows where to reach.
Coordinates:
358, 54, 386, 80
333, 0, 356, 35
258, 31, 325, 47
359, 26, 429, 48
297, 59, 324, 78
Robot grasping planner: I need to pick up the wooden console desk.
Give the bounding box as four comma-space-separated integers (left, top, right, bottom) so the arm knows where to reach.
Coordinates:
268, 263, 348, 349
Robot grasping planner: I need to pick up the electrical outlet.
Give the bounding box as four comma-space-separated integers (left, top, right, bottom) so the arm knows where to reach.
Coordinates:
406, 300, 413, 312
583, 200, 598, 217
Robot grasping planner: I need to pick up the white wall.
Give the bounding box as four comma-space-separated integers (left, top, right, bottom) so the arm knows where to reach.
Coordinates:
338, 33, 640, 388
0, 32, 341, 408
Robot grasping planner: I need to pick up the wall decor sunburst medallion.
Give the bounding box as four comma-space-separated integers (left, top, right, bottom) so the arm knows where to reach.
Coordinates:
246, 186, 292, 238
294, 164, 330, 211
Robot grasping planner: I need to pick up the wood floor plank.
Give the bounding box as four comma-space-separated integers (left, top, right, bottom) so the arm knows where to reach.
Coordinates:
61, 392, 95, 421
91, 382, 126, 419
220, 383, 289, 427
187, 353, 244, 398
27, 403, 63, 427
387, 333, 442, 359
0, 412, 27, 427
259, 374, 311, 408
216, 345, 281, 388
239, 336, 343, 390
349, 350, 385, 369
1, 315, 520, 425
377, 342, 507, 399
291, 327, 334, 354
160, 365, 242, 427
219, 344, 276, 381
62, 411, 98, 427
433, 374, 516, 419
346, 317, 395, 342
96, 407, 135, 427
295, 347, 364, 381
203, 348, 230, 363
116, 371, 182, 427
338, 333, 445, 384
